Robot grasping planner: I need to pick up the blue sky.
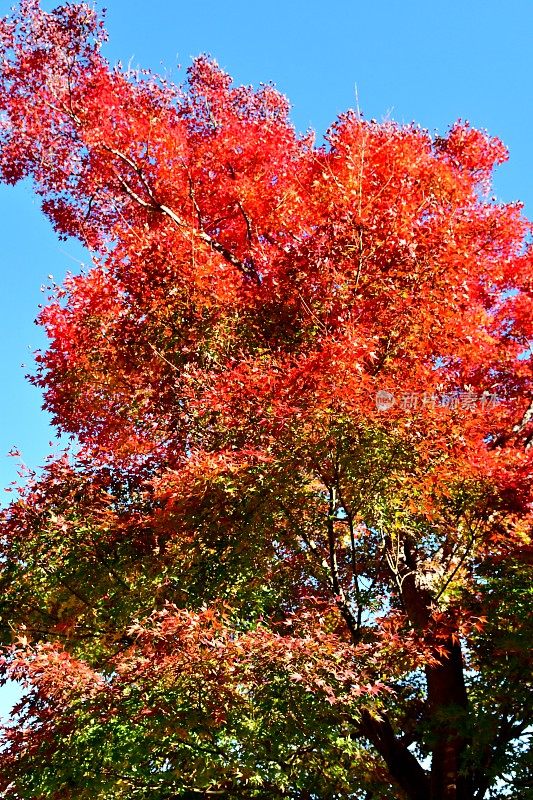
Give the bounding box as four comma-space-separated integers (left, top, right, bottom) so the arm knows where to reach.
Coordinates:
0, 0, 531, 713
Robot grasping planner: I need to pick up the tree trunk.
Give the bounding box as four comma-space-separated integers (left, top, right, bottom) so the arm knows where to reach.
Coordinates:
426, 639, 473, 800
360, 710, 430, 800
393, 542, 474, 800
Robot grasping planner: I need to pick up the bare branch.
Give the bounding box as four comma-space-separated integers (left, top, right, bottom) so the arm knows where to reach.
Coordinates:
326, 487, 361, 644
106, 146, 261, 283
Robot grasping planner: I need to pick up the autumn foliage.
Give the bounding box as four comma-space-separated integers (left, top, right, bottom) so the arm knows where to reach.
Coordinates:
0, 2, 532, 799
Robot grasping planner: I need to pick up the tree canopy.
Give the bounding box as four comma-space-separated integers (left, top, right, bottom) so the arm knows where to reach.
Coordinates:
0, 2, 532, 799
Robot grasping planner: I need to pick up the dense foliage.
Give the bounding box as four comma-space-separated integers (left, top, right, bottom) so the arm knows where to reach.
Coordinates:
0, 2, 532, 798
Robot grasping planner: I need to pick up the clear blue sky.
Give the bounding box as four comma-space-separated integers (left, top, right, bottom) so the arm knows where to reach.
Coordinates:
0, 0, 531, 711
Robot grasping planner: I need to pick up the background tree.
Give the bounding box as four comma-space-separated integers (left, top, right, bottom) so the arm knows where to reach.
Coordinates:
0, 2, 531, 798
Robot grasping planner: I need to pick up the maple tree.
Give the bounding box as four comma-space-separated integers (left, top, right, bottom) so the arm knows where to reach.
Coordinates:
0, 1, 532, 798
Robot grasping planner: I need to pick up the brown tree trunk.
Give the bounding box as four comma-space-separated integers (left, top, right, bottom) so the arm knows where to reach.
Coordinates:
426, 639, 473, 800
395, 542, 474, 800
360, 710, 430, 800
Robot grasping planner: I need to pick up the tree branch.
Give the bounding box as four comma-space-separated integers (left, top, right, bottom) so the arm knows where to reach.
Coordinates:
104, 145, 260, 283
473, 715, 532, 799
326, 487, 361, 644
489, 396, 533, 450
359, 709, 429, 800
